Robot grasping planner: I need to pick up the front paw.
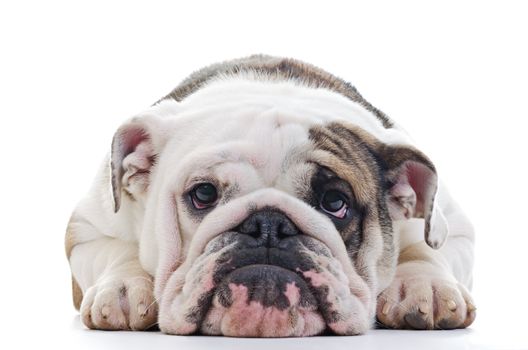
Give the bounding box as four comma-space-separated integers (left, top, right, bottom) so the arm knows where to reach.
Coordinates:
376, 263, 476, 330
80, 275, 157, 330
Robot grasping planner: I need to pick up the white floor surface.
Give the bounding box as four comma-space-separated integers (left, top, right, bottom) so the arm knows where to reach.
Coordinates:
42, 314, 525, 350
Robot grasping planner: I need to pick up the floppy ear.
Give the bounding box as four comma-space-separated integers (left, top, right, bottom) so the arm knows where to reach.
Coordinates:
381, 146, 449, 249
111, 116, 162, 212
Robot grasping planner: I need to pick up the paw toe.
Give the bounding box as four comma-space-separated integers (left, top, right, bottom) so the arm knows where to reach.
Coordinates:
377, 275, 476, 330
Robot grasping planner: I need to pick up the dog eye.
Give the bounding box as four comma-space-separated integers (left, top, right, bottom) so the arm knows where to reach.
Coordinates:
320, 190, 348, 219
190, 183, 218, 209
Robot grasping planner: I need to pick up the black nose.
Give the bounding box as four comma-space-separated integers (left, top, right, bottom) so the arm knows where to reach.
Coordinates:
238, 209, 299, 248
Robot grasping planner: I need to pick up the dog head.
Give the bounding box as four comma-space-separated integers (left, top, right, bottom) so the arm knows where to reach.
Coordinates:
109, 71, 446, 337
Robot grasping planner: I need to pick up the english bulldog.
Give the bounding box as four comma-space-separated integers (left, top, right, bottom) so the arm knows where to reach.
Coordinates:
65, 55, 476, 337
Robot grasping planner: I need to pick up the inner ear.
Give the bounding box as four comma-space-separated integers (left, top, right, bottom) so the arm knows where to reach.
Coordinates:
111, 123, 155, 212
388, 160, 436, 219
382, 145, 448, 248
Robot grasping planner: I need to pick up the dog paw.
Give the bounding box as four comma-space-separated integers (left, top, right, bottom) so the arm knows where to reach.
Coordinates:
80, 275, 158, 330
376, 264, 476, 330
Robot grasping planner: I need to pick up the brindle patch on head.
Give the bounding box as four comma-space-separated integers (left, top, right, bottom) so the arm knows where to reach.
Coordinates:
307, 121, 396, 287
307, 122, 388, 225
308, 124, 384, 206
159, 55, 393, 129
307, 120, 439, 291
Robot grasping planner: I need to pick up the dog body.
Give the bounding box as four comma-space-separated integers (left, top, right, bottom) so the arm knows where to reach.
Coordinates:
66, 55, 475, 336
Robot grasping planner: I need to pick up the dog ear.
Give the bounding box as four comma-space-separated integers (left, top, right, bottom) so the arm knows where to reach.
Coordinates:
111, 116, 163, 212
381, 145, 449, 249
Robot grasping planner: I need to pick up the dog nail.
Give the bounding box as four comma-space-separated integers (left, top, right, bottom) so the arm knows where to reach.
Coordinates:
467, 303, 476, 312
447, 300, 457, 311
382, 303, 391, 315
101, 305, 110, 319
418, 303, 429, 314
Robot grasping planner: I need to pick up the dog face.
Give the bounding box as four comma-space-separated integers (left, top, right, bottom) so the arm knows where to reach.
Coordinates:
110, 80, 443, 336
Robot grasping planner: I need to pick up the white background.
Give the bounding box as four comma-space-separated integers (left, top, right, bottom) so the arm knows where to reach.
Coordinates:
1, 1, 527, 349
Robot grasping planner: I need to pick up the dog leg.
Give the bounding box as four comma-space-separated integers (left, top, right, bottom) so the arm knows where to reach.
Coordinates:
68, 234, 157, 330
377, 188, 476, 329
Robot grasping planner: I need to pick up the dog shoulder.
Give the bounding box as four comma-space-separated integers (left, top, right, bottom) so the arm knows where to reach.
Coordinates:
65, 156, 140, 258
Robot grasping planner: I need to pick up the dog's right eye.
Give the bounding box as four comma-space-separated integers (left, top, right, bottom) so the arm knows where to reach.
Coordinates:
320, 190, 349, 219
190, 183, 218, 209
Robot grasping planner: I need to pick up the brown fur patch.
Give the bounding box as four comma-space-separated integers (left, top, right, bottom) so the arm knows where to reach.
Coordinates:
64, 216, 77, 259
308, 122, 384, 206
308, 121, 439, 291
308, 122, 395, 289
72, 276, 83, 310
159, 54, 393, 128
398, 242, 439, 266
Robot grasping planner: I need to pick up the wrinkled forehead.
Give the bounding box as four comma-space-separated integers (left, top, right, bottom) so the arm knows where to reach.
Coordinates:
154, 78, 404, 196
157, 77, 410, 151
163, 106, 317, 190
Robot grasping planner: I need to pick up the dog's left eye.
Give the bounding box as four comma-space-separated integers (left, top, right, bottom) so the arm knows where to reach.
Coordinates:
320, 190, 348, 219
190, 183, 218, 209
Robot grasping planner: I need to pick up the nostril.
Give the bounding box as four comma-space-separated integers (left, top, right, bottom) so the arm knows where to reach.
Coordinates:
278, 220, 298, 238
238, 217, 258, 237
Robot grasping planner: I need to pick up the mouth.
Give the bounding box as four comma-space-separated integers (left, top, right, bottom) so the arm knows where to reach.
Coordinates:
158, 209, 370, 337
168, 232, 364, 337
201, 263, 325, 337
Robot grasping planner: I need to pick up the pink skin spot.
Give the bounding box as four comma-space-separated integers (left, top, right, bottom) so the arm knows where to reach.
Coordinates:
302, 269, 328, 287
223, 300, 292, 337
228, 283, 249, 303
284, 282, 300, 305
